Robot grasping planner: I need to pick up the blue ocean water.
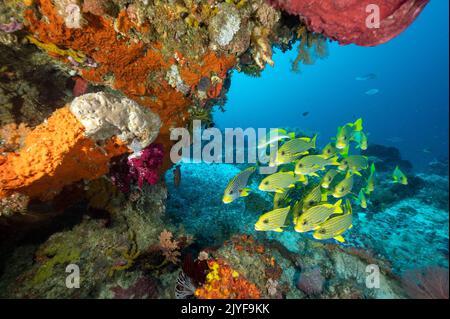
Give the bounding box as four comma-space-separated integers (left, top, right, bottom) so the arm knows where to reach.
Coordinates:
215, 0, 449, 171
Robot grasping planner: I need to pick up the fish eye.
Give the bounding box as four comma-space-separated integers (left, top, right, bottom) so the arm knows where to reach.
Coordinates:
229, 190, 234, 195
309, 200, 315, 205
302, 220, 308, 225
299, 164, 303, 168
319, 229, 326, 234
327, 149, 331, 154
281, 151, 285, 156
263, 219, 269, 224
343, 161, 348, 165
264, 181, 269, 185
340, 187, 345, 192
343, 136, 347, 141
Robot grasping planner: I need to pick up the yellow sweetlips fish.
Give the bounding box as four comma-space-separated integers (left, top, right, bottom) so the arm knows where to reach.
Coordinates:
332, 172, 354, 198
270, 135, 317, 166
295, 200, 343, 233
313, 200, 353, 243
338, 155, 369, 176
223, 167, 256, 204
302, 185, 328, 212
259, 171, 306, 193
321, 142, 338, 159
335, 118, 363, 150
273, 190, 291, 209
365, 163, 376, 194
393, 166, 408, 185
295, 155, 340, 176
321, 169, 340, 189
353, 131, 368, 150
258, 128, 295, 149
292, 200, 302, 225
255, 206, 291, 232
355, 188, 368, 209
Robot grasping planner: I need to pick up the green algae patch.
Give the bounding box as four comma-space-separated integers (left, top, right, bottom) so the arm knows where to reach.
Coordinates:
32, 242, 81, 285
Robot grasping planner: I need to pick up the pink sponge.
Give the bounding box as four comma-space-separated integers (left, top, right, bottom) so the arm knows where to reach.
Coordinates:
268, 0, 429, 46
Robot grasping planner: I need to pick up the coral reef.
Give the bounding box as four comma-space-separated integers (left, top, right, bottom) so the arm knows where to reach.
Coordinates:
0, 0, 444, 301
0, 181, 175, 298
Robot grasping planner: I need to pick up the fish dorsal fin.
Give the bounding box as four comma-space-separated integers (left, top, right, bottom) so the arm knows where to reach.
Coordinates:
353, 118, 363, 131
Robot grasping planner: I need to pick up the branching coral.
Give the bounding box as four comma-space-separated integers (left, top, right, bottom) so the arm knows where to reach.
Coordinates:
195, 259, 261, 299
292, 25, 328, 73
158, 229, 181, 264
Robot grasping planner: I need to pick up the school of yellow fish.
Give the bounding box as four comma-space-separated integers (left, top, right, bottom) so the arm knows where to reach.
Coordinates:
223, 119, 409, 243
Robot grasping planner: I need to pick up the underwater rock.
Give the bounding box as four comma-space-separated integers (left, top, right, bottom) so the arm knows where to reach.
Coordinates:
296, 267, 325, 295
268, 0, 430, 46
0, 181, 182, 298
428, 157, 449, 176
362, 144, 413, 172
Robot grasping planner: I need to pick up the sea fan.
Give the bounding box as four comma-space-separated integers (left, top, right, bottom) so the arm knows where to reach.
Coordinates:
402, 267, 449, 299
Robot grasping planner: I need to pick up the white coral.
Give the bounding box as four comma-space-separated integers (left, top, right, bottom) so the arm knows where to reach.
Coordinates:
166, 65, 191, 95
210, 4, 241, 48
69, 92, 161, 148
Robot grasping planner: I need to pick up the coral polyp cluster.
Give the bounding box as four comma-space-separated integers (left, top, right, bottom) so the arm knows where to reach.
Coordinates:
194, 259, 261, 299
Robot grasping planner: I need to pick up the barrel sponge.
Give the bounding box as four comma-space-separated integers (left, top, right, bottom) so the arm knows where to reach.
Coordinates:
69, 92, 161, 148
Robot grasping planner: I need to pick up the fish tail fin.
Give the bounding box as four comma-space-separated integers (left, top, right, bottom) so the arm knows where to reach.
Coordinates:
340, 145, 350, 158
310, 134, 318, 149
354, 118, 363, 132
296, 173, 306, 183
334, 235, 346, 243
370, 163, 376, 175
240, 188, 252, 197
334, 199, 343, 214
328, 156, 340, 166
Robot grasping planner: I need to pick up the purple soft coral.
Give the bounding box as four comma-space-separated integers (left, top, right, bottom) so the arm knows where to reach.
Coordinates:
0, 19, 23, 33
110, 143, 164, 193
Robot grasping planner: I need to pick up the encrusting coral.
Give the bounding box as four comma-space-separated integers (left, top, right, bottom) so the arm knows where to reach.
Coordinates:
194, 259, 261, 299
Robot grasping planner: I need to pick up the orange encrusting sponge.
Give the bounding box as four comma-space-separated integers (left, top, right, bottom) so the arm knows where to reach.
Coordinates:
195, 260, 261, 299
0, 107, 129, 200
